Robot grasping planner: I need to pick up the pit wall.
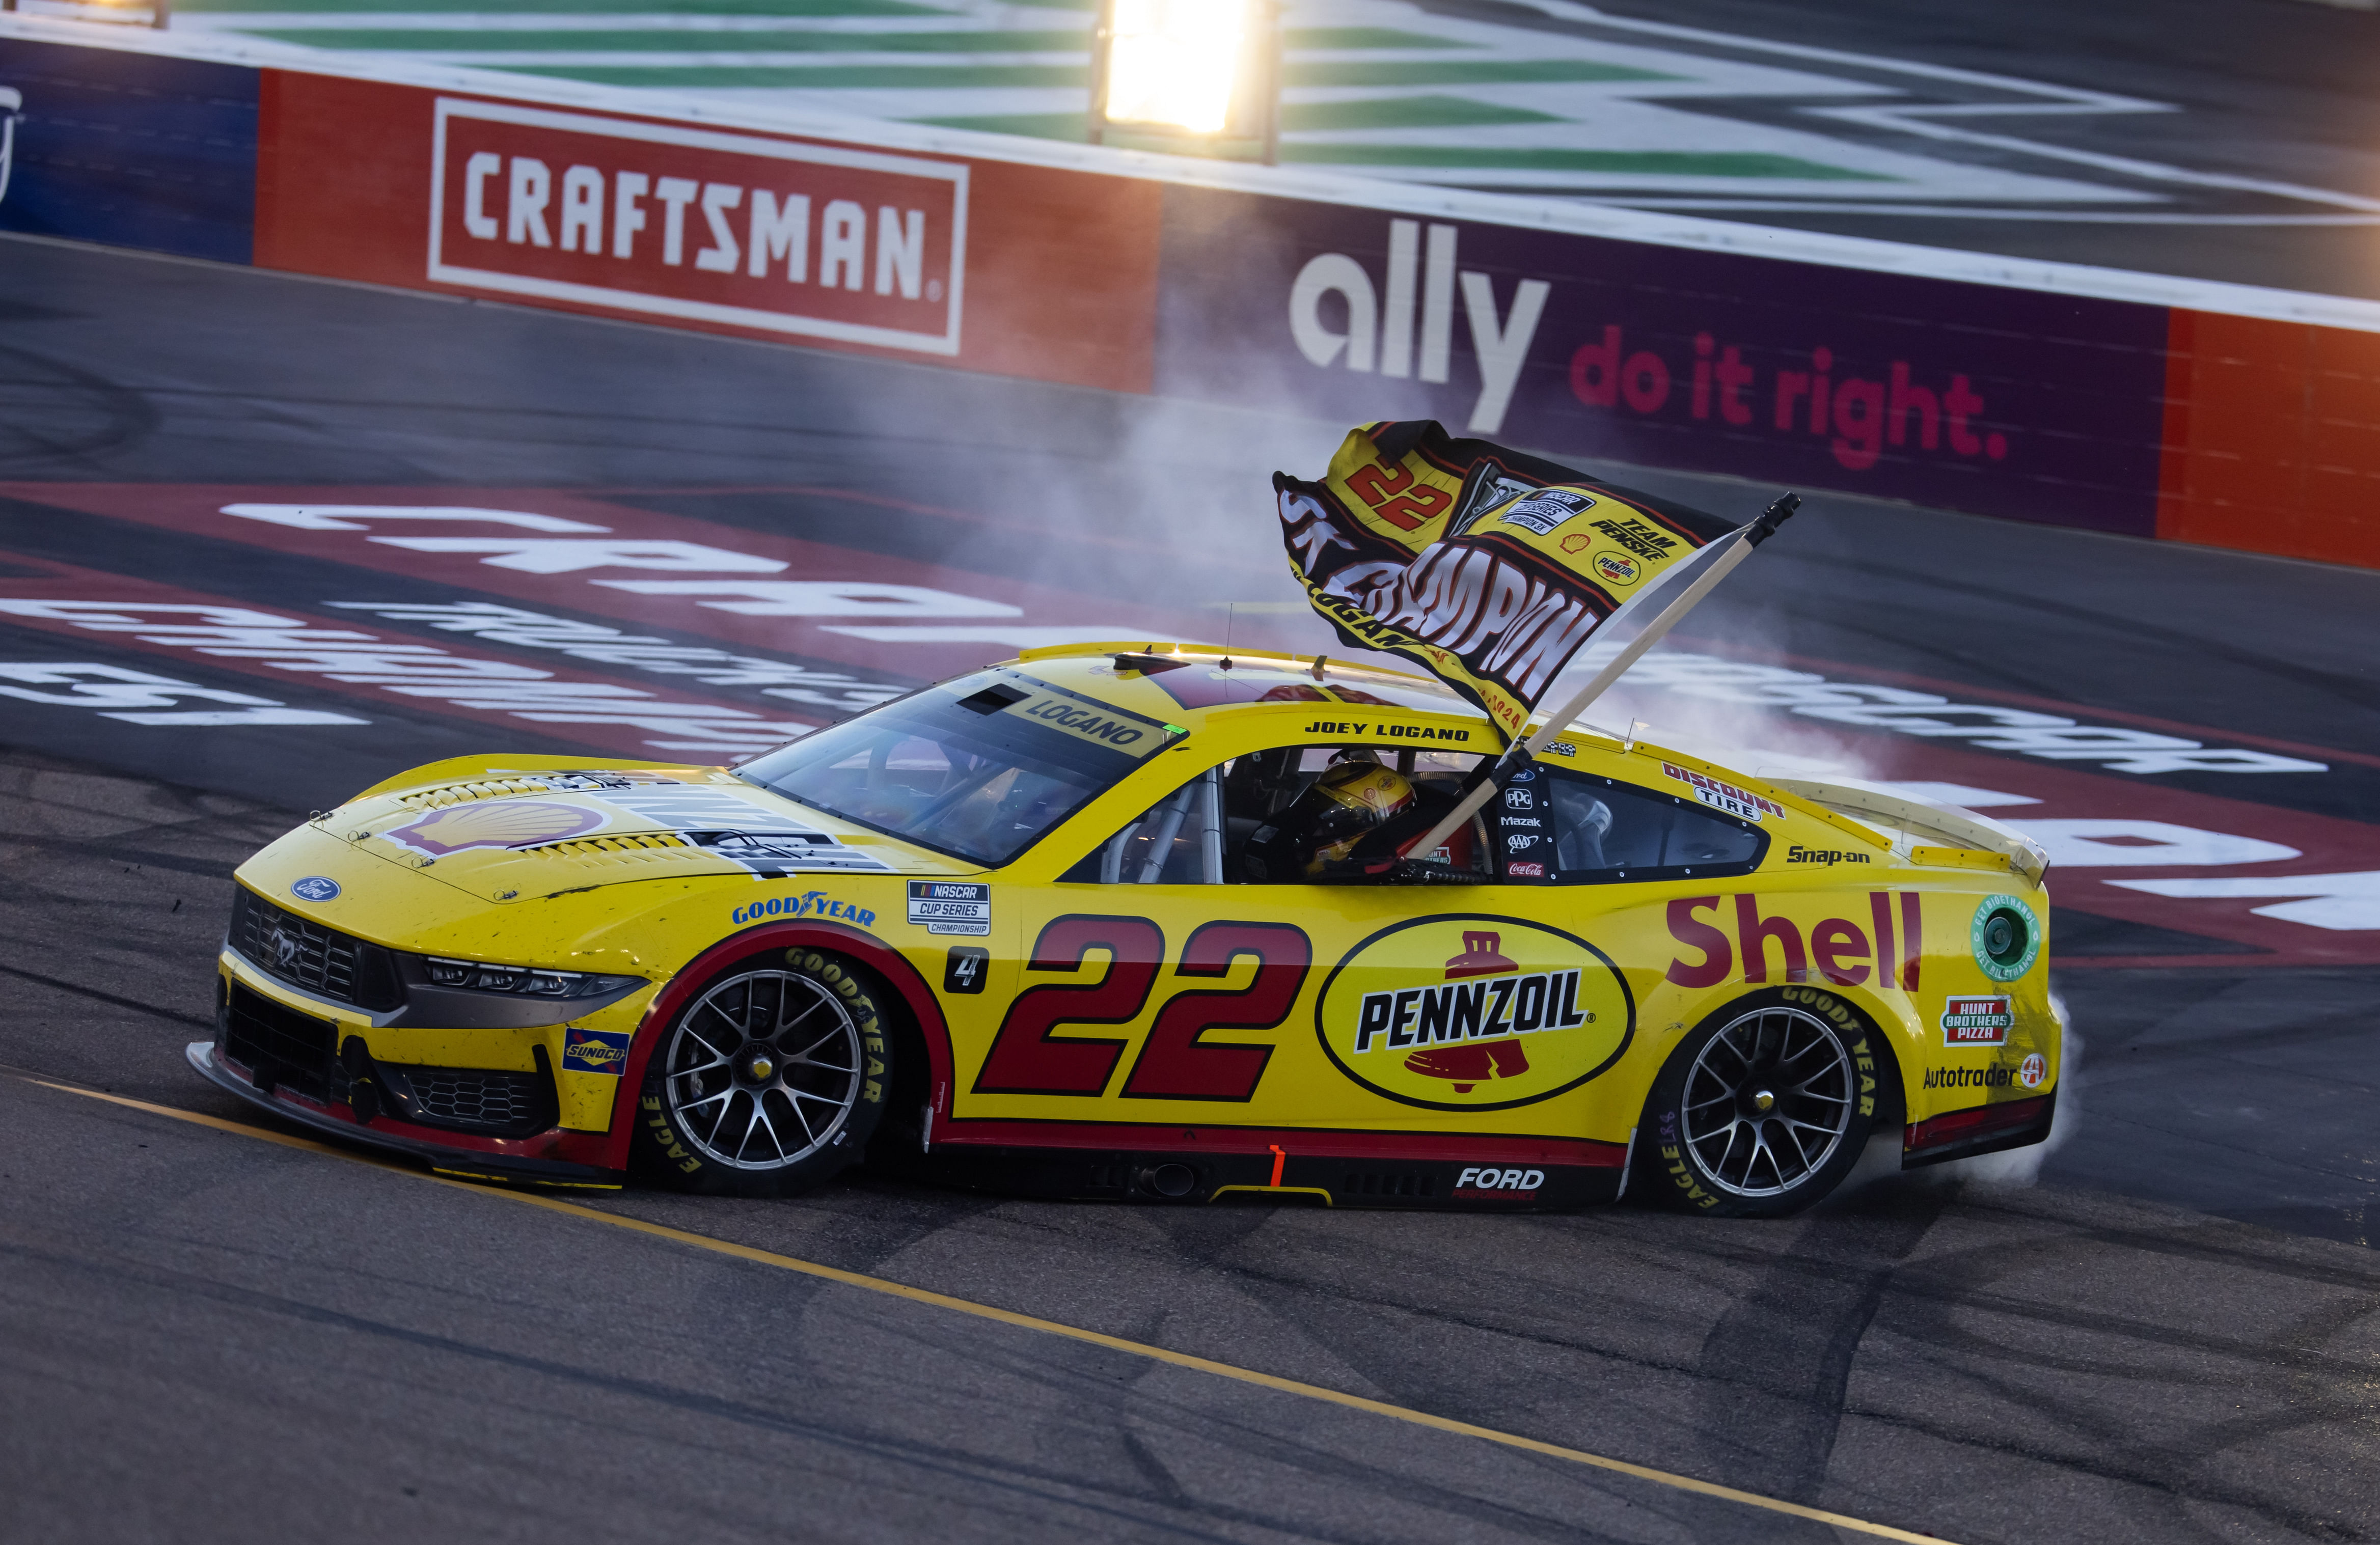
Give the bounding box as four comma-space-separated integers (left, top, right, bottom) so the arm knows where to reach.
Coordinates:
6, 23, 2378, 569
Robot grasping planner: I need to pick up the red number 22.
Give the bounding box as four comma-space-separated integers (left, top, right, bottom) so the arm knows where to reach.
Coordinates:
972, 916, 1310, 1101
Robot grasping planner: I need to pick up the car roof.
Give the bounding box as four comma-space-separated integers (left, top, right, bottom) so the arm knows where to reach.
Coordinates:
1003, 641, 1484, 734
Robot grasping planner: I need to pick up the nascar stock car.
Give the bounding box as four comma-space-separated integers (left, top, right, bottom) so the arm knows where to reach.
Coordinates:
193, 642, 2061, 1217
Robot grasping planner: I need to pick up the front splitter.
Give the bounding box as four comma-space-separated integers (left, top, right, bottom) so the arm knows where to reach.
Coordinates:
185, 1041, 622, 1189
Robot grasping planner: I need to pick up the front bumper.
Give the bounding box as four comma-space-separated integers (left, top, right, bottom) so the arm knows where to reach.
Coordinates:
188, 1039, 621, 1188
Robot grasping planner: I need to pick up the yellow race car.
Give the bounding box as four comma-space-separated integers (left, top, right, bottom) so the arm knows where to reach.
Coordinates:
193, 642, 2059, 1216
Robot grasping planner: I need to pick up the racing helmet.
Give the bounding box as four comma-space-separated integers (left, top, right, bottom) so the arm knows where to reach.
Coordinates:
1294, 760, 1417, 875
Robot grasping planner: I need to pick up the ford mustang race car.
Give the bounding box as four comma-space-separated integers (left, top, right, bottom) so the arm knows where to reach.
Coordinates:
193, 642, 2059, 1216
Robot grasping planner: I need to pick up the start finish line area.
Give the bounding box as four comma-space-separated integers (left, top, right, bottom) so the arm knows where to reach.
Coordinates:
0, 467, 2371, 970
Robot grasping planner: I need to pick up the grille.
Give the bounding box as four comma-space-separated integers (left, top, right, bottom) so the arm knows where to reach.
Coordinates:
382, 1063, 555, 1137
521, 833, 690, 858
230, 888, 403, 1011
222, 980, 340, 1099
396, 778, 561, 810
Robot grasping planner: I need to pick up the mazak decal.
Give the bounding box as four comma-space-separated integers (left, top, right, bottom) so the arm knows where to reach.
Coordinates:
563, 1027, 633, 1074
1315, 917, 1632, 1111
909, 880, 991, 936
1454, 1166, 1545, 1199
429, 99, 966, 355
1662, 763, 1786, 822
1941, 994, 2014, 1046
385, 799, 607, 856
730, 890, 876, 928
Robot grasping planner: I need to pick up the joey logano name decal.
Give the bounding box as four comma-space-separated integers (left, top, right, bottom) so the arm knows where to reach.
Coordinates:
1315, 916, 1633, 1111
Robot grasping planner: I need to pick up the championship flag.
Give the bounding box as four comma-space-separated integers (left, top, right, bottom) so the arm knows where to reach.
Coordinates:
1275, 420, 1741, 746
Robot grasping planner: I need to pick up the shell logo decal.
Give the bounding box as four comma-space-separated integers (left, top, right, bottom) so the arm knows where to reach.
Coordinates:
384, 799, 606, 857
1313, 916, 1634, 1111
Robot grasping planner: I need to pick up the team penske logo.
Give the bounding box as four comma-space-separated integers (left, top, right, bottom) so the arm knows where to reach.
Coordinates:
1314, 917, 1632, 1111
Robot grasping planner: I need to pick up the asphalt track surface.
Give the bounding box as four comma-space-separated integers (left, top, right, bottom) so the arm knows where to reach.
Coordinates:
4, 235, 2379, 1543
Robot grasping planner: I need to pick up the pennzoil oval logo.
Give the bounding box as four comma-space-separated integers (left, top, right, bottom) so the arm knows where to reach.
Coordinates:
1593, 552, 1642, 586
1313, 916, 1634, 1111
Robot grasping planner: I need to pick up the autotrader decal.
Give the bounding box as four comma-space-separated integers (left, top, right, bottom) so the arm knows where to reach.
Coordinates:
1314, 916, 1633, 1112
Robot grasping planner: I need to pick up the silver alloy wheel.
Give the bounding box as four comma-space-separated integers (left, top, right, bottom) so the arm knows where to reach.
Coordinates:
663, 969, 864, 1170
1679, 1005, 1856, 1197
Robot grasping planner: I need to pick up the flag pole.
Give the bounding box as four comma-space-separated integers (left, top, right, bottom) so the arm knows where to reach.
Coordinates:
1399, 492, 1800, 872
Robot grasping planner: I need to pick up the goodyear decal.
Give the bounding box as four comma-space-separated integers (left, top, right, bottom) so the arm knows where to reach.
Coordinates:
731, 890, 877, 928
1314, 916, 1633, 1111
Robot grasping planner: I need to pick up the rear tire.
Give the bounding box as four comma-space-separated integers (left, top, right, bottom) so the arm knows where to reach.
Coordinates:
1638, 987, 1878, 1218
634, 948, 891, 1197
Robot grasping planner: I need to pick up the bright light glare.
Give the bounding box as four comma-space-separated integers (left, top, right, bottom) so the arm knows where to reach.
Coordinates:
1102, 0, 1250, 135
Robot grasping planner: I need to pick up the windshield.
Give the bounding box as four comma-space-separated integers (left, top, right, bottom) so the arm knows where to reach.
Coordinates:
735, 670, 1178, 865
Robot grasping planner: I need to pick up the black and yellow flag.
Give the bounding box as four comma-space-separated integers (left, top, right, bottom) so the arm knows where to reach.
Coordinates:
1276, 421, 1739, 744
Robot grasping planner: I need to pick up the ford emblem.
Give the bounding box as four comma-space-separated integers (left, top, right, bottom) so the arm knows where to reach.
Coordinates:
291, 876, 340, 902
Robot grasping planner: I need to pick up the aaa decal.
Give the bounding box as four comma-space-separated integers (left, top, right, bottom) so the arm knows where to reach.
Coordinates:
1314, 916, 1632, 1111
385, 798, 606, 856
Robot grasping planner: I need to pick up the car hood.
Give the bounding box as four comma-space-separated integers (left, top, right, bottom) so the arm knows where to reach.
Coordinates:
329, 767, 977, 903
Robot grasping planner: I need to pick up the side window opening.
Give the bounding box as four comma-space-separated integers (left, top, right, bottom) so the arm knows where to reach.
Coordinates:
1543, 769, 1767, 882
1062, 746, 1493, 885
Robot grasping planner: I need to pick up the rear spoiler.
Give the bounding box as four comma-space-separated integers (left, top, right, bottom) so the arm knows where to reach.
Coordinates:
1768, 778, 2049, 886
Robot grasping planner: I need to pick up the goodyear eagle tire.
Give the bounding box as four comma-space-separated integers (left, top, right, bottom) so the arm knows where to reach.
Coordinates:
1637, 986, 1878, 1219
634, 948, 891, 1198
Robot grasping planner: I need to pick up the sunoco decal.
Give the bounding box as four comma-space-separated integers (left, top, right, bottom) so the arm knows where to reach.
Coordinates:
1314, 916, 1632, 1111
563, 1027, 632, 1074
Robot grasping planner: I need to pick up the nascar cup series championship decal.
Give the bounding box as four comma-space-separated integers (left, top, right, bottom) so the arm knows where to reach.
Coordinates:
1314, 916, 1633, 1111
384, 799, 606, 857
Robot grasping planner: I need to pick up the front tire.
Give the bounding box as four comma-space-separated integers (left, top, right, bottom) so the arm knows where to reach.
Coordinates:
1639, 988, 1877, 1218
634, 949, 891, 1197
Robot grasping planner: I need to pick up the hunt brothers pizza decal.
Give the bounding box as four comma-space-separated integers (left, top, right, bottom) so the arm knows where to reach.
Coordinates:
1314, 915, 1633, 1111
429, 99, 967, 355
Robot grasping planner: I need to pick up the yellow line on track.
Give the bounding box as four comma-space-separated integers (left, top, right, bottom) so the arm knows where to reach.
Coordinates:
33, 1077, 1955, 1544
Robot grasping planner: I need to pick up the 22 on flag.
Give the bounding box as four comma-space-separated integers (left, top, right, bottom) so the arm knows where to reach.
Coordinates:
1276, 421, 1738, 742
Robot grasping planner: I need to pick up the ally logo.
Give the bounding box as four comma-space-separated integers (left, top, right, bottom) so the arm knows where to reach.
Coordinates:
1, 88, 21, 205
1288, 219, 1550, 436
